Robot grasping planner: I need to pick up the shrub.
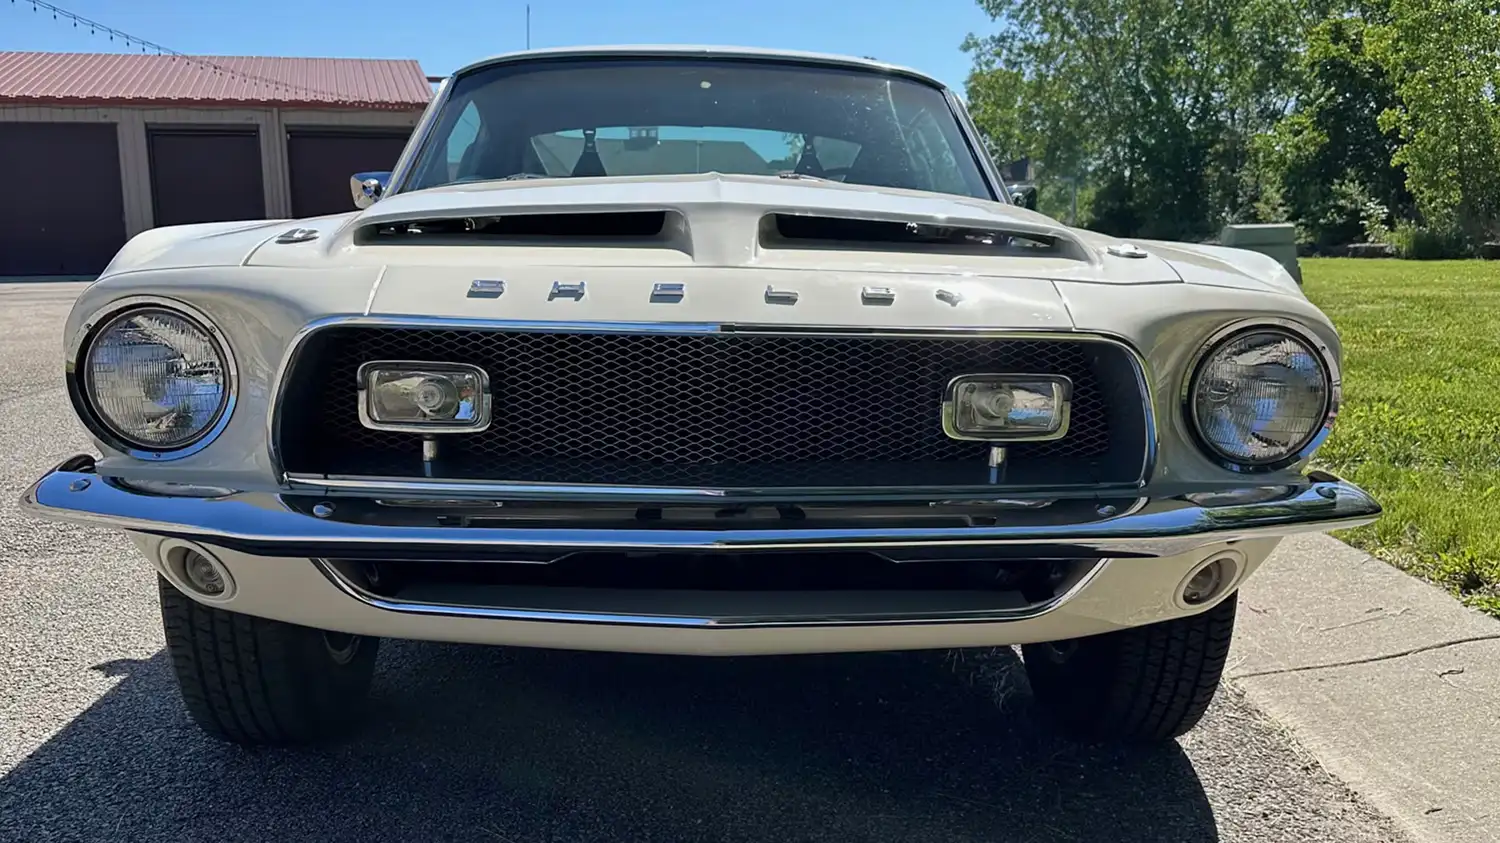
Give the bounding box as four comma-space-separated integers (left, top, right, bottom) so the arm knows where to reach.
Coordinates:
1385, 222, 1473, 259
1360, 198, 1391, 244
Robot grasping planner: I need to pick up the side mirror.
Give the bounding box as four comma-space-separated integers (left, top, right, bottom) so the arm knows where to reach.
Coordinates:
1006, 182, 1039, 211
351, 171, 391, 209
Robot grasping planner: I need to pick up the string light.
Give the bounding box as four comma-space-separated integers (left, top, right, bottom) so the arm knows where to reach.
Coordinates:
8, 0, 361, 103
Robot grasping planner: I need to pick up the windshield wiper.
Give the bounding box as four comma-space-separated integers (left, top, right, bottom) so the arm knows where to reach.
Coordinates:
446, 173, 560, 185
775, 171, 835, 182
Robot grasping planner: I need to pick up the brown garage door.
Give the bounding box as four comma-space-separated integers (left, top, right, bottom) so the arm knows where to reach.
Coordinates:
0, 122, 127, 276
287, 129, 411, 218
148, 128, 265, 227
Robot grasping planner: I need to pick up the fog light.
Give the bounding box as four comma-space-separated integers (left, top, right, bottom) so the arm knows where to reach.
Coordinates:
183, 552, 226, 596
942, 374, 1072, 441
357, 361, 491, 432
1182, 559, 1228, 605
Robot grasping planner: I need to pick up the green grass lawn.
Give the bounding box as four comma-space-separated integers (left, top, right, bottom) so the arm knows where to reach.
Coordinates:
1303, 258, 1500, 616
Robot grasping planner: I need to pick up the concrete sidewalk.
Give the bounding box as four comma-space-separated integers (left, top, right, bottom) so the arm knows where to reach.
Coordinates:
1230, 533, 1500, 843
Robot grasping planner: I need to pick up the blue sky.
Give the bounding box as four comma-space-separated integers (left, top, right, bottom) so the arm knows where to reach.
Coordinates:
0, 0, 997, 95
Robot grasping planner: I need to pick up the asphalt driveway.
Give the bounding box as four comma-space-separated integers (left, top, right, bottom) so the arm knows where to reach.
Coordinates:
0, 283, 1408, 843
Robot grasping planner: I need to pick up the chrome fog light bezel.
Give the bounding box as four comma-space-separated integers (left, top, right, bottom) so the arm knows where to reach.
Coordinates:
941, 373, 1073, 442
357, 360, 493, 433
67, 297, 238, 462
1182, 318, 1340, 474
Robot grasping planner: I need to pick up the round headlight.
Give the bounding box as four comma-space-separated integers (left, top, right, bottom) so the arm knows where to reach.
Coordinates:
82, 307, 230, 451
1188, 327, 1332, 468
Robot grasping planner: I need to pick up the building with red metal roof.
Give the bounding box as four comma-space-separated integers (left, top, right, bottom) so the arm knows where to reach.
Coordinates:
0, 51, 433, 276
0, 51, 433, 110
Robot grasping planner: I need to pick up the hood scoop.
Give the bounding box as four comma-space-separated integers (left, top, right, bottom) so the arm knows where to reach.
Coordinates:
354, 210, 681, 248
760, 213, 1091, 262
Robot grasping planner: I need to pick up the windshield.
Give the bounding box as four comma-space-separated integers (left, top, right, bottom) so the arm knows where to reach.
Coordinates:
401, 57, 994, 201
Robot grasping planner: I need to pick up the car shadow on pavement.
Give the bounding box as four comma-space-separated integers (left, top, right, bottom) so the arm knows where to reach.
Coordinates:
0, 642, 1217, 843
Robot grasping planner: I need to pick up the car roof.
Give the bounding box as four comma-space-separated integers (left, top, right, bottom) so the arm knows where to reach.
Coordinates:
448, 45, 949, 90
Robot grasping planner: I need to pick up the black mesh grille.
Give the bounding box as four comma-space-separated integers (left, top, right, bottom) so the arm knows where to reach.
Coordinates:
277, 327, 1147, 488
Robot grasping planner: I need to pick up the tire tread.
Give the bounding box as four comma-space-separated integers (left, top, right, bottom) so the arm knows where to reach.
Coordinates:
157, 576, 376, 745
1022, 593, 1237, 742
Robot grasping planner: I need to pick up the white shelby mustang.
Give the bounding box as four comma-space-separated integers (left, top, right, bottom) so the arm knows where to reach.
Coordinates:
23, 45, 1379, 747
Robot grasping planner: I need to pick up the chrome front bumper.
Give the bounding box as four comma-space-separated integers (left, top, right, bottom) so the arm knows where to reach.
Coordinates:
21, 455, 1381, 560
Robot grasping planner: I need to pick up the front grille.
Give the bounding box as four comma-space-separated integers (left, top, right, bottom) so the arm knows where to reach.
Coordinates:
276, 327, 1150, 489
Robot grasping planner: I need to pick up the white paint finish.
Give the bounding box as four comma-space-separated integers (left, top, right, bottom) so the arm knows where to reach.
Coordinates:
70, 264, 382, 489
367, 266, 1075, 330
336, 174, 1174, 274
42, 45, 1345, 499
64, 167, 1345, 493
1141, 237, 1308, 297
126, 531, 1277, 654
1056, 280, 1342, 481
360, 172, 1058, 233
98, 218, 293, 277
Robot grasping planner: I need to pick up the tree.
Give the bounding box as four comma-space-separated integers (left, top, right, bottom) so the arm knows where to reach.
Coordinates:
963, 0, 1309, 240
1369, 0, 1500, 242
1254, 3, 1413, 248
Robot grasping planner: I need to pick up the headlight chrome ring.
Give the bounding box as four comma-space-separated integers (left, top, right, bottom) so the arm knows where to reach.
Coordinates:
67, 297, 238, 461
1182, 318, 1339, 473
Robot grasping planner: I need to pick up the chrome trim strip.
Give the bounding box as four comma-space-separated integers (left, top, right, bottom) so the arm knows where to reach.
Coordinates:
1180, 318, 1342, 474
274, 228, 319, 244
650, 282, 685, 302
65, 296, 239, 463
264, 316, 1161, 491
467, 279, 506, 299
308, 557, 1110, 629
284, 473, 1149, 501
946, 87, 1007, 203
548, 281, 587, 300
22, 458, 1381, 561
384, 75, 452, 196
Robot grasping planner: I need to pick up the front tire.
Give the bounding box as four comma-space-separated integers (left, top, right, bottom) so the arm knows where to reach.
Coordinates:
158, 576, 379, 746
1021, 592, 1237, 743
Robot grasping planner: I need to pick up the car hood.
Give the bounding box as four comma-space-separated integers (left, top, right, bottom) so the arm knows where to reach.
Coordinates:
97, 173, 1299, 296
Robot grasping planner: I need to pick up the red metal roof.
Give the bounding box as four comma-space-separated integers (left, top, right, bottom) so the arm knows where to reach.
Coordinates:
0, 51, 432, 110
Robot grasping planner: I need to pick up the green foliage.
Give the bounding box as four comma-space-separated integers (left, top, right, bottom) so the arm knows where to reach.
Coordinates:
1253, 6, 1414, 250
962, 0, 1500, 251
963, 0, 1307, 240
1368, 0, 1500, 241
1307, 178, 1379, 249
962, 65, 1033, 167
1384, 221, 1474, 260
1306, 259, 1500, 613
1359, 196, 1391, 245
